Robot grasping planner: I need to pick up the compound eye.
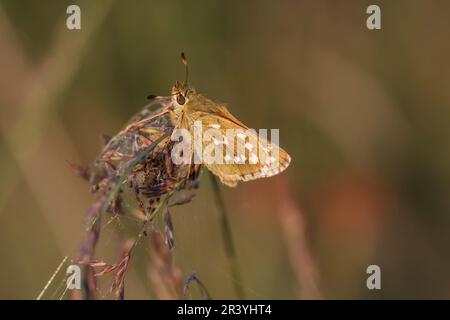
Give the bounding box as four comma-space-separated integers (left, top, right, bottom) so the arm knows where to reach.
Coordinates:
177, 94, 186, 105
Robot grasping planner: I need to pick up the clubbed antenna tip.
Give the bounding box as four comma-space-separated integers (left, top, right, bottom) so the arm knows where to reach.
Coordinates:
181, 52, 187, 66
180, 52, 189, 84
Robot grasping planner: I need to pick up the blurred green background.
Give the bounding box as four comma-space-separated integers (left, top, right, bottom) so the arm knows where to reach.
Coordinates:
1, 0, 450, 299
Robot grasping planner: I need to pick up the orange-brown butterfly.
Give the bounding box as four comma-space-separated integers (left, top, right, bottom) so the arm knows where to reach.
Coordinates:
99, 53, 291, 188
165, 53, 291, 187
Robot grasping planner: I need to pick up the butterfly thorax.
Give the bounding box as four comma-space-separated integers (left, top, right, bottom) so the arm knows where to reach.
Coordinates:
170, 81, 222, 129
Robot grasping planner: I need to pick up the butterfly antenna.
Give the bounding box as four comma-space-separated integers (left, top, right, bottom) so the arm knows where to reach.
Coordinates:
181, 52, 189, 85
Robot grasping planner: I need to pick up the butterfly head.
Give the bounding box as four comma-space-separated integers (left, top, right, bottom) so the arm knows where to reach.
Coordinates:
171, 80, 195, 108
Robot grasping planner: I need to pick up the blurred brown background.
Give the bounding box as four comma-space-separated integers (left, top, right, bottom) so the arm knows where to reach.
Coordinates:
0, 0, 450, 299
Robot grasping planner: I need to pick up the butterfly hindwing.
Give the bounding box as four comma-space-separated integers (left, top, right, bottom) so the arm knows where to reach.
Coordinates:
186, 105, 291, 187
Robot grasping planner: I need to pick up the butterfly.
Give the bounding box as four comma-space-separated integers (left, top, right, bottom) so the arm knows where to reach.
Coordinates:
97, 53, 291, 188
164, 53, 291, 187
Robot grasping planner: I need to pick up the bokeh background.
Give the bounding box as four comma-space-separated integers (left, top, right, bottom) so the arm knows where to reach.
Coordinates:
1, 0, 450, 299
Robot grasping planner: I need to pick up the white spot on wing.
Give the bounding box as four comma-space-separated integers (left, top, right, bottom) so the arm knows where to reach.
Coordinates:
249, 154, 259, 164
245, 142, 254, 151
260, 166, 269, 176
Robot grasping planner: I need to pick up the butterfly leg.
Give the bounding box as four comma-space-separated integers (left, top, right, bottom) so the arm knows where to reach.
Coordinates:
184, 160, 193, 184
183, 141, 195, 184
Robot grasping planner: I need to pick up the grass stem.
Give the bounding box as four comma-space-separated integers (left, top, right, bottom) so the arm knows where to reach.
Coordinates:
209, 173, 245, 299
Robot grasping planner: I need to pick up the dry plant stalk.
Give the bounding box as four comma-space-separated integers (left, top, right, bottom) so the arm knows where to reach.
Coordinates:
277, 177, 322, 299
148, 229, 184, 299
72, 100, 200, 299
